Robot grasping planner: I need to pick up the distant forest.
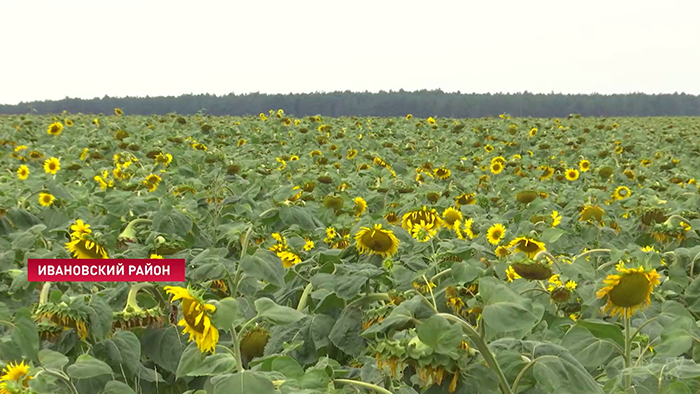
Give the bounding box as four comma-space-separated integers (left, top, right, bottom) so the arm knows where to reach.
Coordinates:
2, 90, 700, 118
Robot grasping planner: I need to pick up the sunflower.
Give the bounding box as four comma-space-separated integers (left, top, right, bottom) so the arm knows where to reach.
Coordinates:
28, 150, 44, 160
143, 174, 162, 192
406, 114, 413, 120
454, 219, 477, 240
347, 149, 358, 159
401, 206, 442, 232
38, 193, 55, 207
237, 139, 246, 146
490, 161, 503, 174
303, 238, 315, 251
491, 156, 506, 166
65, 235, 109, 259
596, 263, 661, 319
495, 245, 511, 258
70, 219, 92, 238
150, 254, 164, 259
565, 168, 579, 181
155, 153, 173, 166
529, 127, 537, 137
164, 286, 219, 353
65, 119, 74, 127
114, 108, 124, 116
579, 205, 605, 223
16, 165, 29, 180
454, 193, 476, 207
0, 361, 33, 394
442, 207, 463, 227
507, 237, 546, 259
47, 122, 63, 136
354, 224, 399, 258
539, 166, 554, 181
615, 146, 623, 154
551, 211, 562, 227
434, 167, 451, 180
354, 197, 367, 217
486, 223, 506, 245
505, 266, 521, 282
579, 159, 590, 172
612, 186, 631, 201
44, 157, 61, 175
427, 117, 436, 125
278, 251, 301, 268
410, 221, 438, 242
622, 169, 635, 180
384, 212, 400, 225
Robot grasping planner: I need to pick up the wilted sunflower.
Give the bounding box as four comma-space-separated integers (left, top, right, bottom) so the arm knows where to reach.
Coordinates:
38, 193, 55, 207
507, 237, 546, 258
47, 122, 63, 136
442, 207, 463, 227
612, 186, 631, 201
0, 361, 33, 394
565, 168, 579, 181
354, 197, 367, 217
16, 165, 29, 180
65, 234, 109, 259
579, 159, 591, 172
486, 223, 506, 245
44, 157, 61, 175
164, 286, 219, 353
355, 224, 399, 258
433, 167, 451, 180
596, 263, 661, 319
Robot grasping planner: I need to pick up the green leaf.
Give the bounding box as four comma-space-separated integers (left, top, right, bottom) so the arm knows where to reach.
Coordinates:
176, 343, 208, 379
212, 371, 277, 394
46, 179, 74, 201
255, 297, 306, 325
451, 261, 480, 284
279, 205, 322, 231
106, 331, 141, 375
87, 295, 113, 341
66, 355, 113, 379
329, 306, 365, 357
299, 368, 331, 389
561, 326, 616, 369
531, 355, 605, 394
480, 277, 541, 334
655, 328, 693, 358
335, 276, 368, 300
211, 297, 245, 330
241, 250, 286, 289
271, 356, 304, 379
186, 352, 238, 376
102, 381, 136, 394
11, 308, 39, 361
541, 228, 565, 244
574, 320, 625, 347
7, 208, 41, 230
141, 326, 185, 374
38, 349, 69, 370
416, 315, 463, 355
153, 205, 193, 238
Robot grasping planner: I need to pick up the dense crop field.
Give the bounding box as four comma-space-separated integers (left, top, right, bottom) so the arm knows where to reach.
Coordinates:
1, 110, 700, 394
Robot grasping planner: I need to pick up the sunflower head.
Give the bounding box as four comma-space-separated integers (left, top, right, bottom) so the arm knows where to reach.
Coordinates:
580, 205, 605, 223
354, 197, 367, 217
596, 263, 661, 319
486, 223, 506, 245
0, 361, 33, 393
47, 122, 63, 136
515, 191, 538, 204
509, 258, 553, 281
38, 193, 55, 207
355, 224, 399, 258
613, 186, 631, 201
565, 168, 580, 181
401, 206, 442, 232
442, 207, 463, 227
278, 251, 301, 268
507, 237, 546, 259
65, 234, 109, 259
165, 286, 219, 353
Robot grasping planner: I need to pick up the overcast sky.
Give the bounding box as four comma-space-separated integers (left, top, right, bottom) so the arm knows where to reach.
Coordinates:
1, 0, 699, 105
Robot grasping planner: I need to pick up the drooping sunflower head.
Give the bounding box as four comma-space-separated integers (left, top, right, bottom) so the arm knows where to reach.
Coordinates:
596, 263, 661, 319
516, 191, 538, 204
384, 212, 400, 225
347, 149, 358, 159
401, 206, 442, 232
164, 286, 219, 354
441, 207, 463, 227
65, 234, 109, 259
354, 197, 367, 217
433, 167, 451, 180
539, 166, 554, 181
0, 360, 33, 393
509, 258, 553, 281
579, 205, 605, 223
507, 237, 546, 259
354, 224, 400, 258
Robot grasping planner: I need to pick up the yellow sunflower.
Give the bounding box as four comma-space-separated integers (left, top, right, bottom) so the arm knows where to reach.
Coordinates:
539, 166, 554, 181
410, 220, 438, 242
565, 168, 579, 181
278, 251, 301, 268
384, 212, 400, 225
596, 263, 661, 319
551, 211, 562, 227
484, 144, 494, 153
38, 193, 55, 207
406, 114, 413, 120
70, 219, 92, 238
347, 149, 358, 159
354, 197, 367, 217
612, 186, 631, 201
47, 122, 63, 136
486, 223, 506, 245
164, 286, 219, 353
579, 159, 591, 172
441, 207, 463, 227
579, 205, 605, 223
114, 108, 124, 116
495, 245, 511, 258
237, 139, 246, 146
0, 361, 33, 394
507, 237, 546, 258
490, 161, 503, 174
303, 239, 315, 251
44, 157, 61, 175
65, 119, 74, 126
65, 235, 109, 259
16, 165, 29, 180
354, 224, 399, 258
401, 206, 442, 232
433, 167, 451, 180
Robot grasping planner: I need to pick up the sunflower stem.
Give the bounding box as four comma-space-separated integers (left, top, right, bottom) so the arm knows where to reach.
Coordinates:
124, 283, 153, 313
533, 251, 562, 274
346, 293, 392, 309
511, 355, 559, 393
438, 313, 513, 394
573, 248, 611, 263
624, 315, 632, 389
296, 283, 313, 312
430, 268, 452, 283
334, 379, 393, 394
231, 323, 245, 372
231, 226, 254, 297
423, 274, 438, 311
117, 218, 152, 241
664, 214, 692, 228
35, 368, 79, 394
39, 282, 53, 305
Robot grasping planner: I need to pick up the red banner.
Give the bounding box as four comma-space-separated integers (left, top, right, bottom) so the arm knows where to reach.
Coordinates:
27, 259, 186, 282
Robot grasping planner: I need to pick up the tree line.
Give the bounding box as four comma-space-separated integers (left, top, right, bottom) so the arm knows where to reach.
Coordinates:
2, 90, 699, 117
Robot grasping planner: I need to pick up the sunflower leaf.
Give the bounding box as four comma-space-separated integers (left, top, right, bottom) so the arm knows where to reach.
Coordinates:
211, 371, 276, 394
255, 297, 306, 325
102, 381, 136, 394
11, 308, 39, 362
66, 354, 113, 379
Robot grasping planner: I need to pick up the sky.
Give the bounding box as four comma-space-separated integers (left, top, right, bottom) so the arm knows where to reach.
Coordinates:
1, 0, 699, 105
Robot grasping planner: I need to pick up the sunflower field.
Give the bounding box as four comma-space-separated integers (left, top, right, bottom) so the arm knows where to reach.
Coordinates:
1, 109, 700, 394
